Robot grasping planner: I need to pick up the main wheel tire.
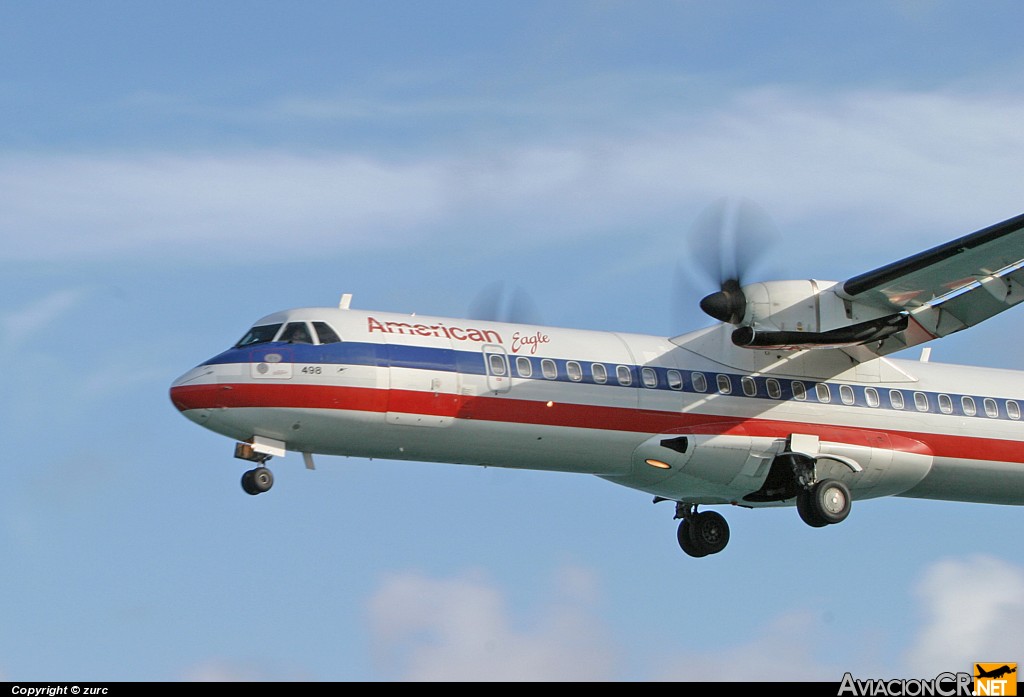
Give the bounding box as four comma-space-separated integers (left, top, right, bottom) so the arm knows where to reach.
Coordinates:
811, 479, 851, 524
677, 519, 708, 558
241, 469, 259, 496
689, 511, 730, 555
797, 489, 829, 527
251, 466, 274, 493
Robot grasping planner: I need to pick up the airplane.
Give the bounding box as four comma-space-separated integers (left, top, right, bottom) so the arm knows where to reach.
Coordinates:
975, 665, 1017, 680
169, 209, 1024, 558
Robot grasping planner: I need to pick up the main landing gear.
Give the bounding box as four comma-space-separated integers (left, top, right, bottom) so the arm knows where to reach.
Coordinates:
796, 478, 851, 528
674, 503, 730, 558
666, 478, 853, 559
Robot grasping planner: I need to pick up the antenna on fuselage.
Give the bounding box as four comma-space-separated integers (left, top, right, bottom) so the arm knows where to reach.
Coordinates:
339, 293, 353, 310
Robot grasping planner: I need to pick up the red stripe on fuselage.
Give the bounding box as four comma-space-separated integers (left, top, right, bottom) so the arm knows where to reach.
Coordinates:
168, 382, 1024, 464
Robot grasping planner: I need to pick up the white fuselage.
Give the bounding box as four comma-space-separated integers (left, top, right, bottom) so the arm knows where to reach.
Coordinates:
170, 307, 1024, 508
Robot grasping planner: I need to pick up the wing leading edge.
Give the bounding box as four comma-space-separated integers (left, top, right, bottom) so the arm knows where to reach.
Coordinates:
839, 212, 1024, 358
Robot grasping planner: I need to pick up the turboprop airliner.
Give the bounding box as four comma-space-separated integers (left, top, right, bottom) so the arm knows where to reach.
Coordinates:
170, 210, 1024, 557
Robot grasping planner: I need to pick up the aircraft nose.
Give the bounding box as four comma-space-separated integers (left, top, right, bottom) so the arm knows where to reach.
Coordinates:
169, 365, 216, 415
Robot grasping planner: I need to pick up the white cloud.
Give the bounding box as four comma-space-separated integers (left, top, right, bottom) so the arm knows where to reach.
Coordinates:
0, 289, 85, 349
661, 88, 1024, 233
181, 657, 307, 682
905, 555, 1024, 674
79, 363, 178, 398
0, 153, 450, 261
367, 566, 616, 681
654, 611, 843, 681
182, 659, 264, 682
364, 556, 1024, 682
2, 87, 1023, 264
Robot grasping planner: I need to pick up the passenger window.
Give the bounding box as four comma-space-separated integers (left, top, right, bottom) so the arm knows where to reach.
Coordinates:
1009, 401, 1021, 420
839, 385, 855, 405
865, 388, 880, 408
280, 322, 314, 344
541, 359, 557, 380
984, 398, 999, 418
890, 390, 905, 410
792, 381, 807, 401
667, 370, 683, 390
914, 392, 929, 412
741, 376, 756, 397
516, 356, 533, 378
567, 361, 583, 382
313, 321, 341, 344
641, 367, 658, 388
938, 394, 953, 414
716, 374, 732, 395
691, 372, 708, 393
961, 396, 977, 416
235, 323, 283, 348
815, 384, 831, 403
592, 363, 608, 384
766, 379, 782, 399
616, 365, 633, 386
488, 353, 507, 377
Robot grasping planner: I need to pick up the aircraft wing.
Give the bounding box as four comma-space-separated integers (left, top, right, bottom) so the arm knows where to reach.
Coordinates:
840, 212, 1024, 357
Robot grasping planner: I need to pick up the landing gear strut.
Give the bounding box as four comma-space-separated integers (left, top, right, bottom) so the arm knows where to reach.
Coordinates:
745, 443, 856, 529
234, 441, 275, 496
673, 503, 730, 558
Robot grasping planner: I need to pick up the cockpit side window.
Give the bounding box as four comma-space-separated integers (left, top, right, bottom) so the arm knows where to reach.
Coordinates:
313, 321, 342, 344
234, 323, 282, 348
280, 322, 314, 344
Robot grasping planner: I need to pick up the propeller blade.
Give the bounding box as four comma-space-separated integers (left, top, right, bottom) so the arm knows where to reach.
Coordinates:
468, 282, 543, 325
686, 198, 779, 324
467, 280, 505, 322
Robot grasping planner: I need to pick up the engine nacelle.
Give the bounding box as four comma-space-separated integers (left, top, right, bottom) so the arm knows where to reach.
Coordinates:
721, 280, 904, 349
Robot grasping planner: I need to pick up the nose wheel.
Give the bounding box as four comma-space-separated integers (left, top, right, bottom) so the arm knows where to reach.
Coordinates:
241, 466, 274, 495
234, 440, 276, 495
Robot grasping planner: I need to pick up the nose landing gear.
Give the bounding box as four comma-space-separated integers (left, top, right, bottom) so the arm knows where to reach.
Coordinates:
241, 466, 274, 495
234, 439, 283, 496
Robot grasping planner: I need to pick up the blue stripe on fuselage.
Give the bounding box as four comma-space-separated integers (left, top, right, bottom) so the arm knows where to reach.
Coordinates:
204, 341, 482, 375
199, 340, 1024, 423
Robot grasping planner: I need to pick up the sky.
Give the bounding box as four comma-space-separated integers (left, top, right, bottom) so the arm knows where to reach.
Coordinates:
3, 0, 1024, 682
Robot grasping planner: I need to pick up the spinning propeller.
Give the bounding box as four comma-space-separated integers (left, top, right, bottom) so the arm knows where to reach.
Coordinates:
686, 198, 779, 326
468, 281, 543, 325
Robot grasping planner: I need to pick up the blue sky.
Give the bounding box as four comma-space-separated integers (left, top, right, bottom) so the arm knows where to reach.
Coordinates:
4, 0, 1024, 681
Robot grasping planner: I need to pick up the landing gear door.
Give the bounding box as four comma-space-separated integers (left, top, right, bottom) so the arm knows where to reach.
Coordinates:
483, 344, 511, 393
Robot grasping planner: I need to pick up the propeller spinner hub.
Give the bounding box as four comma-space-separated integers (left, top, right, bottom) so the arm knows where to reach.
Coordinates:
699, 279, 746, 324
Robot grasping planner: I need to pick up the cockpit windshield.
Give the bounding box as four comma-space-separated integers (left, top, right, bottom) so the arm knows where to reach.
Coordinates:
234, 323, 282, 348
313, 321, 341, 344
232, 320, 342, 348
280, 322, 313, 344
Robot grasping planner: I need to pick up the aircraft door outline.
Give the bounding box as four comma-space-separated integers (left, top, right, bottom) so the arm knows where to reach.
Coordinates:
483, 344, 512, 393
